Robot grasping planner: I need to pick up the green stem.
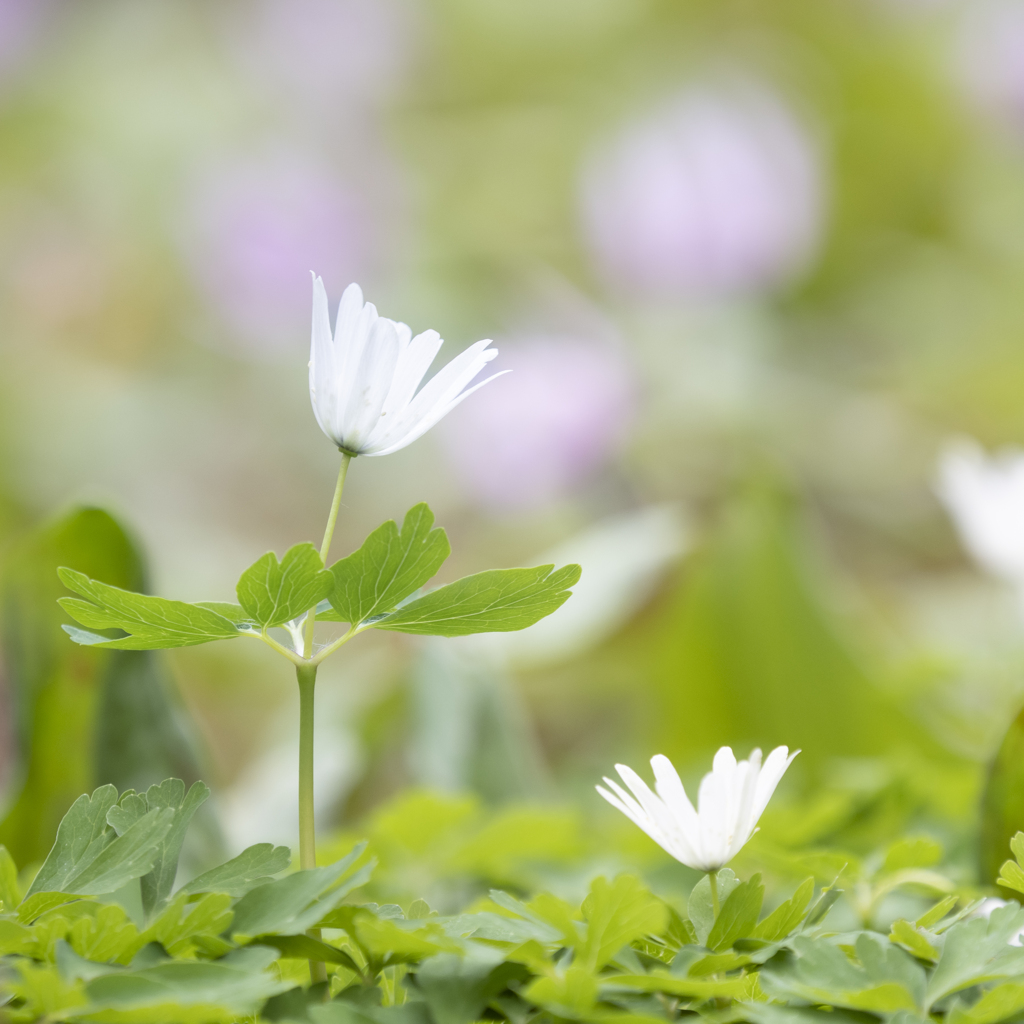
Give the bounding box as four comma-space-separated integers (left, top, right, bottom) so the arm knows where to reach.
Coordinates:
297, 663, 327, 984
709, 869, 720, 919
303, 454, 351, 660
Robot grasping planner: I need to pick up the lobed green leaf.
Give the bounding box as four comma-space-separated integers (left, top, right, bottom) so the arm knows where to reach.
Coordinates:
236, 542, 335, 628
323, 503, 450, 626
58, 568, 240, 649
369, 563, 582, 637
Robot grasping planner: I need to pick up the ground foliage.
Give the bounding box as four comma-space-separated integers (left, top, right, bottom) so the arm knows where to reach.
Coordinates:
2, 776, 1024, 1024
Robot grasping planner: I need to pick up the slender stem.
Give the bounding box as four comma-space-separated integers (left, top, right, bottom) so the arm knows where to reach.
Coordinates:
709, 869, 720, 919
297, 665, 318, 867
302, 455, 351, 660
296, 663, 327, 984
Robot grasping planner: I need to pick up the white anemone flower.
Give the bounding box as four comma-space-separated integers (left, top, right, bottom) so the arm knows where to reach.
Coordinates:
309, 277, 506, 456
597, 745, 798, 872
936, 438, 1024, 588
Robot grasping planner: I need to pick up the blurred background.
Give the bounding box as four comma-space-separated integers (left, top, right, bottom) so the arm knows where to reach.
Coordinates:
4, 0, 1024, 909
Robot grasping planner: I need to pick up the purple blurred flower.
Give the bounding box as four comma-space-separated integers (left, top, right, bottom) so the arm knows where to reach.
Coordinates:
439, 337, 635, 512
182, 153, 369, 354
580, 84, 824, 298
0, 0, 50, 86
958, 1, 1024, 129
227, 0, 411, 108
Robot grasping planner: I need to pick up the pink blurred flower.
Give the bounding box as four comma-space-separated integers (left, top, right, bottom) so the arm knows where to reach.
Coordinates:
181, 152, 369, 354
958, 0, 1024, 129
440, 337, 635, 511
580, 84, 824, 298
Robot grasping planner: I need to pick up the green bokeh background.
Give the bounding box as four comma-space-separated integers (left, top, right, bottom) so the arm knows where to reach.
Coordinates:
1, 0, 1022, 889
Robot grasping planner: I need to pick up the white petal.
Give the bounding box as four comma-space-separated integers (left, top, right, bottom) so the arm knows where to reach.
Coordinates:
338, 317, 402, 451
364, 329, 445, 446
750, 746, 798, 824
365, 367, 509, 457
309, 275, 337, 442
650, 754, 704, 867
369, 339, 497, 444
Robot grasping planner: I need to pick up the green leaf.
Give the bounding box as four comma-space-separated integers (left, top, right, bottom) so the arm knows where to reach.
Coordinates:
760, 934, 923, 1013
370, 563, 582, 636
926, 902, 1024, 1008
107, 779, 210, 918
525, 965, 598, 1016
602, 971, 752, 1000
230, 845, 368, 939
415, 952, 522, 1024
1000, 859, 1024, 897
323, 503, 450, 626
58, 567, 240, 649
254, 933, 362, 972
0, 845, 20, 910
142, 891, 234, 958
236, 542, 335, 628
0, 508, 204, 867
580, 875, 669, 970
949, 982, 1024, 1024
890, 920, 940, 963
982, 706, 1024, 886
193, 601, 254, 623
917, 895, 960, 930
83, 946, 289, 1020
178, 842, 291, 898
707, 874, 764, 952
688, 868, 739, 946
754, 877, 814, 941
25, 784, 173, 899
67, 904, 143, 965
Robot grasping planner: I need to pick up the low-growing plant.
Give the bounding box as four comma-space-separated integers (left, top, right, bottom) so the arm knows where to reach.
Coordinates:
3, 771, 1024, 1024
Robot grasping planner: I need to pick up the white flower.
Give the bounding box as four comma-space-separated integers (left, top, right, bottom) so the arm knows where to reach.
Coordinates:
936, 438, 1024, 586
597, 745, 798, 871
308, 277, 506, 456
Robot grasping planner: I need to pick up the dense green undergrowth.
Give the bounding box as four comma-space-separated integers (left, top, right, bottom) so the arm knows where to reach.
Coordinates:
3, 772, 1024, 1024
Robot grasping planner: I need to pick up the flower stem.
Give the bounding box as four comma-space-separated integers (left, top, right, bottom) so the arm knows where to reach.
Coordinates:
303, 454, 351, 660
709, 869, 720, 919
296, 663, 327, 984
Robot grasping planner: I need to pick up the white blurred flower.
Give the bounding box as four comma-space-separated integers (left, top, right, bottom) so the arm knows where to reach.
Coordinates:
580, 83, 823, 298
597, 745, 798, 871
936, 439, 1024, 587
309, 278, 506, 456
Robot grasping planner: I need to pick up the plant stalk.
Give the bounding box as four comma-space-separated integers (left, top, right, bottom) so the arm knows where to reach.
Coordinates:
296, 663, 327, 984
709, 869, 720, 919
303, 454, 351, 660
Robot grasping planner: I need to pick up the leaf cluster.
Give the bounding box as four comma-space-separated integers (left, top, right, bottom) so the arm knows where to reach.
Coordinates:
57, 504, 581, 654
6, 777, 1024, 1024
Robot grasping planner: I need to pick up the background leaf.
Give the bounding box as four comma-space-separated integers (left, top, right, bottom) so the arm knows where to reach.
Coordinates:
0, 508, 206, 866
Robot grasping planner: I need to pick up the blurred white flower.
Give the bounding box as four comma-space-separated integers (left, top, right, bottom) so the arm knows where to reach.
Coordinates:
936, 439, 1024, 588
957, 0, 1024, 129
310, 278, 505, 456
580, 83, 823, 298
597, 745, 798, 871
440, 336, 635, 510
